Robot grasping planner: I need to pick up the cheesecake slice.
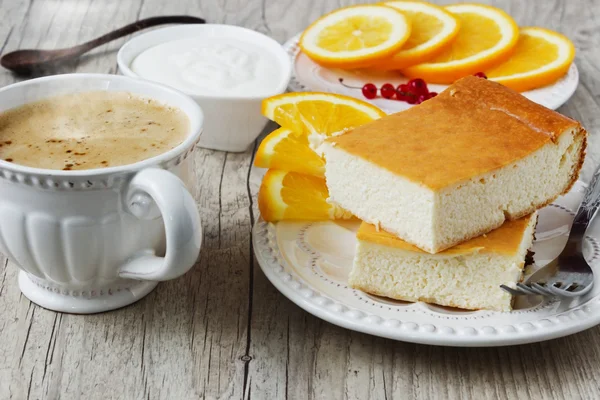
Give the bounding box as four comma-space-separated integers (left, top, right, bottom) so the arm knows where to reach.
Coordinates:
321, 76, 586, 253
349, 213, 537, 311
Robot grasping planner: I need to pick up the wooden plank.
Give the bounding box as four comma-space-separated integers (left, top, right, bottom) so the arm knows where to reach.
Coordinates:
0, 0, 31, 87
1, 0, 600, 398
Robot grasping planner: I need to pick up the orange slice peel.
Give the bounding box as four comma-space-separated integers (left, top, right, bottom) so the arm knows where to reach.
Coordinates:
299, 4, 411, 69
401, 3, 519, 84
262, 92, 386, 149
255, 127, 325, 178
486, 27, 575, 92
374, 1, 460, 70
258, 170, 352, 222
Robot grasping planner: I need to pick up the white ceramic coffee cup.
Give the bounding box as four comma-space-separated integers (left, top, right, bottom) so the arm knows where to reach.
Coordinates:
117, 24, 292, 152
0, 74, 203, 314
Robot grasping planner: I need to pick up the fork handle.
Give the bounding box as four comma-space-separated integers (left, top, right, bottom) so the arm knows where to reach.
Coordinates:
570, 163, 600, 241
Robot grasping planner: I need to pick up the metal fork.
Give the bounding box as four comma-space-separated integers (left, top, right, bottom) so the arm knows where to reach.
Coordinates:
501, 165, 600, 298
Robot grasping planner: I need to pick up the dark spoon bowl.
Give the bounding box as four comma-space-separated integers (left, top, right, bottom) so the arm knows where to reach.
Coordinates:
1, 50, 77, 74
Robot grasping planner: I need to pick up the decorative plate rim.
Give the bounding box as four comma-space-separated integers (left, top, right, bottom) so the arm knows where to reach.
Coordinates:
282, 32, 579, 112
252, 182, 600, 346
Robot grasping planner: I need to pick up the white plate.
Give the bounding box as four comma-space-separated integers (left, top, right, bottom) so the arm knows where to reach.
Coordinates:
253, 181, 600, 346
283, 33, 579, 113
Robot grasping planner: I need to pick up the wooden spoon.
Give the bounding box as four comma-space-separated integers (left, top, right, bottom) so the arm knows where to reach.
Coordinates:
0, 15, 205, 75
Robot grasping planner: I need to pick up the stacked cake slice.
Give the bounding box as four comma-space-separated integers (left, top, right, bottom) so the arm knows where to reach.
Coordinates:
350, 214, 537, 311
320, 76, 586, 311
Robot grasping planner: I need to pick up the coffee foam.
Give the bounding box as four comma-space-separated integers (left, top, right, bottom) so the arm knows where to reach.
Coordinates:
0, 91, 189, 170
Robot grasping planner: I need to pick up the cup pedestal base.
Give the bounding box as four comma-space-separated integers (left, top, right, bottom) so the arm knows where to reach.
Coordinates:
18, 271, 158, 314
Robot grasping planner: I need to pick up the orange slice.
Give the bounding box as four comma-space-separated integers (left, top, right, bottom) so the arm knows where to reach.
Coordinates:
258, 170, 352, 222
485, 27, 575, 92
401, 4, 519, 83
262, 92, 386, 149
373, 1, 460, 70
255, 127, 325, 178
299, 5, 411, 69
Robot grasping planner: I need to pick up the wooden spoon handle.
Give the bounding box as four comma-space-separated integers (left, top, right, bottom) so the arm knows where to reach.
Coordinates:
73, 16, 206, 54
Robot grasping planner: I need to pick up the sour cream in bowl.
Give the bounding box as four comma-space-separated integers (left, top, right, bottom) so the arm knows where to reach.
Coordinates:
118, 25, 292, 152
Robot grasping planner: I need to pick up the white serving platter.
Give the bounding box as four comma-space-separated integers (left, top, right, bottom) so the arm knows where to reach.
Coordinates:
253, 181, 600, 346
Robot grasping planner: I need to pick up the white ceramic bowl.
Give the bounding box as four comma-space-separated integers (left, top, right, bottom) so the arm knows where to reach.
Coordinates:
117, 24, 292, 152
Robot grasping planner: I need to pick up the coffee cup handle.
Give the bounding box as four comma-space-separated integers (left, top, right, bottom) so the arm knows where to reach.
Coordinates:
118, 168, 202, 281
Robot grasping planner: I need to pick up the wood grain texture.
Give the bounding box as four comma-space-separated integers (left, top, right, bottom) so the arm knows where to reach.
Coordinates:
1, 0, 600, 399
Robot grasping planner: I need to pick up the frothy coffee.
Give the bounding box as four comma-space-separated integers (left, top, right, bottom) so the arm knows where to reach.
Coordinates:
0, 91, 189, 170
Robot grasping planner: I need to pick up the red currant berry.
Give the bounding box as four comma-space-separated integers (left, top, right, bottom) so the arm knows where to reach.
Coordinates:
416, 94, 428, 104
406, 94, 418, 105
401, 84, 418, 97
395, 85, 410, 102
380, 83, 395, 99
427, 92, 438, 99
407, 78, 428, 95
362, 83, 377, 99
473, 72, 487, 79
396, 84, 414, 102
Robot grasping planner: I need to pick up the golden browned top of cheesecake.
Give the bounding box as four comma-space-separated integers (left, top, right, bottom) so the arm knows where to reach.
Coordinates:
357, 214, 536, 256
327, 76, 582, 190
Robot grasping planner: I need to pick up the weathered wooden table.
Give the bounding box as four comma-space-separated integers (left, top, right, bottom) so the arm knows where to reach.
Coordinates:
1, 0, 600, 398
